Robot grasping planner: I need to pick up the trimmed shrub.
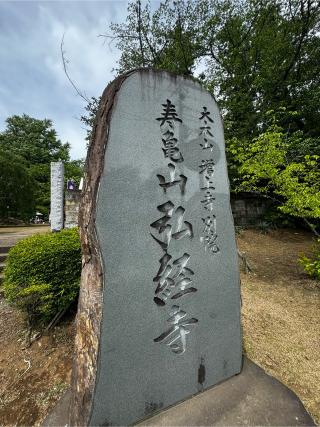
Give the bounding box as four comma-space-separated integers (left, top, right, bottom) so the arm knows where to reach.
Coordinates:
299, 239, 320, 281
3, 228, 81, 326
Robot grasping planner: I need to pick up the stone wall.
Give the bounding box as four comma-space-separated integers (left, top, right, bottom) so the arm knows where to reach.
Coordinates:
64, 190, 270, 229
64, 190, 81, 229
231, 193, 271, 226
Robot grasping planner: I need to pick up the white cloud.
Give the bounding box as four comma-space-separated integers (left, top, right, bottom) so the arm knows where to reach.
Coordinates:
55, 116, 87, 160
0, 1, 129, 159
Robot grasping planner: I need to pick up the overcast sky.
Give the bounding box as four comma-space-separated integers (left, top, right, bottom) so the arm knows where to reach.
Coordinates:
0, 1, 133, 159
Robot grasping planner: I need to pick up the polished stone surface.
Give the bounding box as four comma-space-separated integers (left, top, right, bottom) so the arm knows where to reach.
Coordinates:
92, 70, 242, 426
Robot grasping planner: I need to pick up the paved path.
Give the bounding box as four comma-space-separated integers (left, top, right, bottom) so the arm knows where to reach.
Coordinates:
0, 225, 49, 246
0, 226, 50, 283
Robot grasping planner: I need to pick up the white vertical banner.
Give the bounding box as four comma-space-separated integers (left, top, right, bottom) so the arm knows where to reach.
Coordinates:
50, 161, 64, 231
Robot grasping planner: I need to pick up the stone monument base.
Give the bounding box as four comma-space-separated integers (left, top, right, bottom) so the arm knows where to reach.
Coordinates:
43, 357, 315, 426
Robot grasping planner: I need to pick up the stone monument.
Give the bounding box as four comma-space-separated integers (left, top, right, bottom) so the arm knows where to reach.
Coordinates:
70, 69, 242, 426
50, 161, 64, 231
64, 189, 81, 229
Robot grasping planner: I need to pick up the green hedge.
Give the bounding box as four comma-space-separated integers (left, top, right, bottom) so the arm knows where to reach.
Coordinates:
299, 238, 320, 281
3, 228, 81, 326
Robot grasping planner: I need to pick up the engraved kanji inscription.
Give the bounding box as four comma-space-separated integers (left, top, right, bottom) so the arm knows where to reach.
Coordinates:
200, 126, 213, 150
198, 108, 219, 255
157, 163, 187, 194
201, 174, 215, 191
201, 190, 215, 211
199, 106, 214, 151
156, 99, 182, 127
153, 253, 197, 306
154, 305, 198, 354
161, 130, 184, 163
199, 159, 215, 177
199, 106, 214, 123
152, 100, 197, 355
150, 202, 193, 251
200, 216, 219, 253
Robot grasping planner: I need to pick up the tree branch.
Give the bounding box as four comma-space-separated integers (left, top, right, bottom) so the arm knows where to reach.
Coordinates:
60, 33, 91, 103
136, 0, 146, 66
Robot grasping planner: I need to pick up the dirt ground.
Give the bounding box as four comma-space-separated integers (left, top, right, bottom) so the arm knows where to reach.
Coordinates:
0, 226, 73, 426
0, 227, 319, 426
238, 228, 320, 425
0, 306, 74, 426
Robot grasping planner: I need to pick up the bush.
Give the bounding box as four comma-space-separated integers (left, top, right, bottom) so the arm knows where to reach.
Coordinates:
3, 228, 81, 327
299, 239, 320, 281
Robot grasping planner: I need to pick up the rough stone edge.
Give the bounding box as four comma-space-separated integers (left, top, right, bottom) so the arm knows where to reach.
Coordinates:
69, 70, 135, 426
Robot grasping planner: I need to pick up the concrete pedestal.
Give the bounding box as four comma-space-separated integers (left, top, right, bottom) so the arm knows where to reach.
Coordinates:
43, 357, 315, 426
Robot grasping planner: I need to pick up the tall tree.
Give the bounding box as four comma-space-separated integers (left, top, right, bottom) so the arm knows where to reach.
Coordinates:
0, 149, 35, 221
92, 0, 320, 230
0, 114, 82, 218
0, 114, 70, 163
106, 0, 320, 140
107, 0, 207, 75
